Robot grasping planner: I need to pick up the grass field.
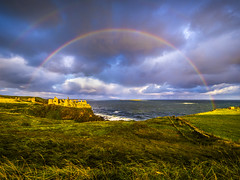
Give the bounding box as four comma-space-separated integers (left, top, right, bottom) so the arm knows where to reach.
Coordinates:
0, 98, 239, 179
183, 108, 240, 142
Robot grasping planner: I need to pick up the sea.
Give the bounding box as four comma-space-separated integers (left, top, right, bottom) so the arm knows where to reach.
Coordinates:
88, 100, 240, 121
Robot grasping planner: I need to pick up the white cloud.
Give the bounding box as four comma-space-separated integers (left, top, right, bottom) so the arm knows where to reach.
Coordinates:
1, 55, 239, 100
0, 55, 65, 91
57, 77, 179, 99
141, 83, 174, 94
61, 77, 129, 95
0, 56, 29, 71
205, 83, 240, 95
62, 56, 74, 68
183, 24, 194, 40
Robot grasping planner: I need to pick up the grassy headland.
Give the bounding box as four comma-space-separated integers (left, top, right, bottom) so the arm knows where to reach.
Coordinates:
0, 97, 239, 179
183, 108, 240, 142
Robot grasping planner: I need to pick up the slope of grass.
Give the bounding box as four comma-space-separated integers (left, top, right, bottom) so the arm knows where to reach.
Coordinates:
0, 102, 239, 179
183, 108, 240, 142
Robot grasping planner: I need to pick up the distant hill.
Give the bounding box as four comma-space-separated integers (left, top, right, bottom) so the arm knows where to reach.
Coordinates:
0, 94, 48, 104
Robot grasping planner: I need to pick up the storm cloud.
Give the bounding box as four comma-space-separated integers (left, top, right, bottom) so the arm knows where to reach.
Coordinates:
0, 0, 239, 99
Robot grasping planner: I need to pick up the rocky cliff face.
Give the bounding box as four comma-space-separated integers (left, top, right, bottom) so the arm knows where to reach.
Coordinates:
28, 104, 104, 122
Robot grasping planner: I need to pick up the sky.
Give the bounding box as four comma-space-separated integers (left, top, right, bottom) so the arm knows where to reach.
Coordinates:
0, 0, 240, 100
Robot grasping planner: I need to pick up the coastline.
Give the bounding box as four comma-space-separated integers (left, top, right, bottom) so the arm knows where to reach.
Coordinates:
89, 99, 240, 121
94, 106, 240, 122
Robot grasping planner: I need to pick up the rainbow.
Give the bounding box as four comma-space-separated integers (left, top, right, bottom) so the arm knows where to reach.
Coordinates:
11, 10, 59, 47
32, 28, 216, 109
11, 1, 77, 46
40, 29, 173, 67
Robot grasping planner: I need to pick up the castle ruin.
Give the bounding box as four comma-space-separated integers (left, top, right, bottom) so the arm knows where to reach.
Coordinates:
48, 97, 91, 108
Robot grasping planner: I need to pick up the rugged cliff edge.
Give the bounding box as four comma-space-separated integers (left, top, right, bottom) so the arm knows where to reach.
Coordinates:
27, 103, 104, 122
0, 95, 104, 122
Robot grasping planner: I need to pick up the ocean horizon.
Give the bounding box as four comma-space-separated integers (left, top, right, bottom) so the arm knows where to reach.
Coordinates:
88, 100, 240, 121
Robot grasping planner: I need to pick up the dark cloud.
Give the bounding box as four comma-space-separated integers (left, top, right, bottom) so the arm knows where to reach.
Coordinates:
190, 0, 240, 38
44, 32, 172, 75
0, 56, 32, 86
0, 0, 187, 64
0, 0, 59, 22
0, 0, 239, 99
186, 30, 240, 86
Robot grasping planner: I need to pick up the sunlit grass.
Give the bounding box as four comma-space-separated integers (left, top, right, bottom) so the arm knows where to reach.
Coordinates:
0, 101, 239, 179
184, 108, 240, 142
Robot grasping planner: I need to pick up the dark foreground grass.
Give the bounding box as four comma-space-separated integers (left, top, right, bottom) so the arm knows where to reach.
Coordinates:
0, 102, 239, 179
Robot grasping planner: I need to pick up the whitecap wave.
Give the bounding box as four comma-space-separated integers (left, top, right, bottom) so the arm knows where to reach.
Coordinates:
95, 113, 133, 121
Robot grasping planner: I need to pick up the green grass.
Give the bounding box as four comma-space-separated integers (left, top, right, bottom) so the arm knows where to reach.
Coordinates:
0, 102, 239, 179
183, 108, 240, 142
